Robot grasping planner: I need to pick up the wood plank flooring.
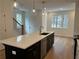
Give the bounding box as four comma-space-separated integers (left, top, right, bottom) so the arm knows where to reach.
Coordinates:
44, 36, 74, 59
0, 49, 5, 59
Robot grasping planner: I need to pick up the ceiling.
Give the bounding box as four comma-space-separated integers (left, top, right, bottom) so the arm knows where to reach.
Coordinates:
16, 0, 75, 11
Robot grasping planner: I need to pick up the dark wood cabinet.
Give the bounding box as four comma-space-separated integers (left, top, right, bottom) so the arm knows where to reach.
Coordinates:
4, 41, 41, 59
47, 36, 51, 52
41, 33, 54, 59
47, 33, 54, 53
41, 37, 47, 59
4, 33, 54, 59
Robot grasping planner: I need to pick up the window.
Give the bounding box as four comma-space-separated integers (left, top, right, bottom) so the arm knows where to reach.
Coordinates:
52, 15, 68, 28
16, 13, 22, 29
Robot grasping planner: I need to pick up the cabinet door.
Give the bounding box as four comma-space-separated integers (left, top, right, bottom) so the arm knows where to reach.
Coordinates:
4, 41, 41, 59
47, 37, 51, 53
50, 33, 54, 45
49, 35, 53, 48
47, 33, 54, 53
5, 45, 16, 59
30, 42, 41, 59
41, 38, 47, 59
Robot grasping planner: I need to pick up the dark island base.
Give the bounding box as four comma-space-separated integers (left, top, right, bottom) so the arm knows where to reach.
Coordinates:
4, 41, 41, 59
4, 33, 54, 59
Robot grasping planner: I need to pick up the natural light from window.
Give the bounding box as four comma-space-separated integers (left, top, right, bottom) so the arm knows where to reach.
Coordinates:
16, 13, 22, 29
51, 15, 68, 28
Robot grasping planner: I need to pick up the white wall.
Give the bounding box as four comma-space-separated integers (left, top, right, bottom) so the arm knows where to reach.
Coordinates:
4, 0, 14, 38
13, 8, 26, 36
47, 10, 75, 37
0, 0, 15, 40
42, 11, 48, 32
13, 9, 42, 34
0, 0, 14, 50
0, 0, 5, 40
29, 10, 42, 33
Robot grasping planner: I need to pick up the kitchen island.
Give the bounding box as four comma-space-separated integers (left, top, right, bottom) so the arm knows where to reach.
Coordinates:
2, 32, 54, 59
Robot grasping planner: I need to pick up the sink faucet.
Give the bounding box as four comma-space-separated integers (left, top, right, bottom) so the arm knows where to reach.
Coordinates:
39, 26, 43, 34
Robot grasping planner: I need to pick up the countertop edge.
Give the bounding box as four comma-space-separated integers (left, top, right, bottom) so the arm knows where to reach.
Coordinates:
2, 32, 54, 49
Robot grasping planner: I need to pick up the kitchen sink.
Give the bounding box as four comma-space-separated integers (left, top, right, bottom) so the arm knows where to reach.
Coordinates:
41, 32, 49, 35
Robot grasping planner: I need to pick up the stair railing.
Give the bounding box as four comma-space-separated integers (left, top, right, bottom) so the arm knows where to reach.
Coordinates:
13, 18, 24, 35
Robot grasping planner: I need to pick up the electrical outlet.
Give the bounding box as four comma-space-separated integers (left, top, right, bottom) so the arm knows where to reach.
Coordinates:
12, 50, 16, 55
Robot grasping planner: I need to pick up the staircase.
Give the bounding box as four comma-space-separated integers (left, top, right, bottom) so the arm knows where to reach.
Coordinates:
13, 18, 25, 35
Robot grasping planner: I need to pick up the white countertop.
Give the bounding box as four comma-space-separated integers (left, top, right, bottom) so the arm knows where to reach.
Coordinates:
2, 32, 54, 49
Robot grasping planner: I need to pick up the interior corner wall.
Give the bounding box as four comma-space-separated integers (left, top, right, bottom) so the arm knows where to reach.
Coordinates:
47, 10, 75, 37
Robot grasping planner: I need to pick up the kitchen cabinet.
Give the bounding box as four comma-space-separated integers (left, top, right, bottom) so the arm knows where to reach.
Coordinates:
2, 32, 54, 59
41, 33, 54, 59
47, 33, 54, 53
4, 41, 41, 59
41, 37, 47, 59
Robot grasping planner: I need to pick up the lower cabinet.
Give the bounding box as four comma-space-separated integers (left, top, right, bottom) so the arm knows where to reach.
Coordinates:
41, 33, 54, 59
4, 33, 54, 59
47, 33, 54, 53
4, 41, 41, 59
47, 36, 51, 52
41, 38, 47, 59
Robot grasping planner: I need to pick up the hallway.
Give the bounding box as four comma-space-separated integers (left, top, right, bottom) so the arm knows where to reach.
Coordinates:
44, 36, 74, 59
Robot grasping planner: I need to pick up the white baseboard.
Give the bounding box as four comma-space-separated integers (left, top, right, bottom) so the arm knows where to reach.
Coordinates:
55, 34, 73, 39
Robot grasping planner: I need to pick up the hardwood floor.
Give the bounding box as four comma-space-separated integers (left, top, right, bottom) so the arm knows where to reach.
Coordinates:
44, 36, 74, 59
0, 49, 5, 59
